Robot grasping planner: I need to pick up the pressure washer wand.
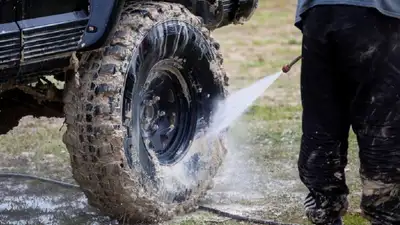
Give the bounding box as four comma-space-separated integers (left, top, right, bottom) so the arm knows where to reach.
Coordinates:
282, 55, 302, 73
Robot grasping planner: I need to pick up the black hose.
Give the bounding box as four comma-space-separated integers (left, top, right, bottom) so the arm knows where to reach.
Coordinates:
0, 172, 80, 189
198, 205, 300, 225
0, 172, 301, 225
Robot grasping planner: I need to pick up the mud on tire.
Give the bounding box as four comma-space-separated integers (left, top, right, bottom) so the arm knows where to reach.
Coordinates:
63, 2, 229, 223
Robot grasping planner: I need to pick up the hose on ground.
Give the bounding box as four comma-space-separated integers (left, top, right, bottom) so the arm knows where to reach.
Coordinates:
0, 172, 300, 225
198, 205, 300, 225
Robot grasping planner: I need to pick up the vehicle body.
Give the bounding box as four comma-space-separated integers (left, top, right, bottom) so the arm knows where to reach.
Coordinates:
0, 0, 256, 83
0, 0, 258, 223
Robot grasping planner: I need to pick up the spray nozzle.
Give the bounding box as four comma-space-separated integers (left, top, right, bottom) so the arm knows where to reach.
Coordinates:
282, 55, 302, 73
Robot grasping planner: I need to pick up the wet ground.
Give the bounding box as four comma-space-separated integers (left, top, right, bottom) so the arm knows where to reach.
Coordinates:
0, 118, 307, 225
200, 129, 305, 220
0, 178, 117, 225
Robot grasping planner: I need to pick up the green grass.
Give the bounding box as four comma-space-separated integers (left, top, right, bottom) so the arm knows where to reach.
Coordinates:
245, 104, 302, 121
0, 117, 72, 182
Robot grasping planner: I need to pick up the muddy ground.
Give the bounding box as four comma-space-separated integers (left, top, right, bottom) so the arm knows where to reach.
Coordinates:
0, 0, 369, 224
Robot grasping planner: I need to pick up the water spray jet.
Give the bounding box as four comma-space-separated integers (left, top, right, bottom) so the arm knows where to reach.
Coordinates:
208, 55, 303, 136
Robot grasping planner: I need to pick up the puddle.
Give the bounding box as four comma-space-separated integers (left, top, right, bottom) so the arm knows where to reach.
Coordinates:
0, 178, 117, 225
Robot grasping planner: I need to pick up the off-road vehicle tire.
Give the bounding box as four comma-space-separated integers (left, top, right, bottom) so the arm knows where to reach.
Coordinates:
63, 2, 229, 223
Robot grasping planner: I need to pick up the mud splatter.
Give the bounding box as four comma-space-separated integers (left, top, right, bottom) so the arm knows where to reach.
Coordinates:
360, 43, 378, 62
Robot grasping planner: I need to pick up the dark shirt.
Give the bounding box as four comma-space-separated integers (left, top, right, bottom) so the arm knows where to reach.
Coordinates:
295, 0, 400, 29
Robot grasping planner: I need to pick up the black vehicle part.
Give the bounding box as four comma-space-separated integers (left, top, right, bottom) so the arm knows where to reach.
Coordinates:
132, 60, 196, 166
19, 12, 88, 63
0, 11, 88, 83
172, 0, 258, 29
0, 89, 63, 135
80, 0, 125, 50
233, 0, 258, 23
63, 2, 229, 223
16, 0, 88, 20
216, 0, 258, 27
0, 0, 124, 83
0, 0, 16, 23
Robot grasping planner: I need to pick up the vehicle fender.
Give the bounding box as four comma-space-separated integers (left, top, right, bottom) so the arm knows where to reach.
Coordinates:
79, 0, 125, 51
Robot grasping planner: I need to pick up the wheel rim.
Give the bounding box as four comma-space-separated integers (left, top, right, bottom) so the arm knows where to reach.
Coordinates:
122, 21, 226, 171
136, 60, 195, 165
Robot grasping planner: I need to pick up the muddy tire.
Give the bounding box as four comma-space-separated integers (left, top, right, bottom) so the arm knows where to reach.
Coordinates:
63, 2, 228, 223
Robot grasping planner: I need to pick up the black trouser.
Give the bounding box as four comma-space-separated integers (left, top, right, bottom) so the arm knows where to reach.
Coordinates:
298, 5, 400, 225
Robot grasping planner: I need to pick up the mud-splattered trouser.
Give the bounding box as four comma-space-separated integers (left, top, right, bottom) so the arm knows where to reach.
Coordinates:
298, 5, 400, 225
